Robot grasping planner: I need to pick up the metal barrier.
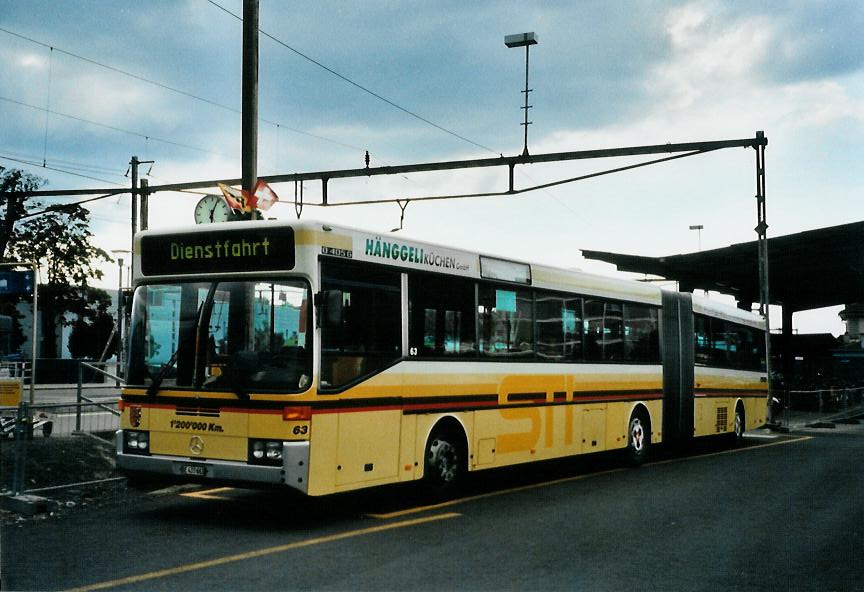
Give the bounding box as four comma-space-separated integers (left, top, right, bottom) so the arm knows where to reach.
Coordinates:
76, 361, 122, 432
0, 361, 33, 406
0, 361, 31, 381
0, 361, 123, 497
773, 386, 864, 429
1, 400, 121, 496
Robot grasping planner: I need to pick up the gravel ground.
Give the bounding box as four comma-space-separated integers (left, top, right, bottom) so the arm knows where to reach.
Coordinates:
0, 433, 142, 526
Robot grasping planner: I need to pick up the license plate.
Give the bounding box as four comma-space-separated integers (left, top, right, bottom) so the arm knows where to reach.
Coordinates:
180, 464, 207, 477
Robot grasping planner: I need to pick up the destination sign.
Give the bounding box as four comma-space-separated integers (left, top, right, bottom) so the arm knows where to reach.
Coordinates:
140, 228, 295, 275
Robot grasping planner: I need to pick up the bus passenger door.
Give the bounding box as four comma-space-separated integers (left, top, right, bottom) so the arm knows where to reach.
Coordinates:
319, 259, 405, 489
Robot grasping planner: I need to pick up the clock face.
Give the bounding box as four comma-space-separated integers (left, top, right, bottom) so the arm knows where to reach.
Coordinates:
194, 195, 234, 224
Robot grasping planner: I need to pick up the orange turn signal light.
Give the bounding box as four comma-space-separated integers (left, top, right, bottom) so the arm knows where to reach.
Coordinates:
282, 406, 312, 421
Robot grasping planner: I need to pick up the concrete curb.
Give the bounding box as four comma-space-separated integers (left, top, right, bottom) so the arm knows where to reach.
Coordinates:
0, 494, 57, 516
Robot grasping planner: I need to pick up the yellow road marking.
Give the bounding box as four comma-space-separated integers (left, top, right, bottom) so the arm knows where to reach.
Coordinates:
66, 512, 460, 592
366, 468, 626, 519
367, 435, 813, 519
649, 435, 813, 466
180, 487, 235, 501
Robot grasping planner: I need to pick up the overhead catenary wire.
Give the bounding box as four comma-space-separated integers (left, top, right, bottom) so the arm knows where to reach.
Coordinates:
13, 183, 207, 222
16, 190, 128, 220
0, 96, 238, 160
0, 20, 582, 233
0, 22, 490, 195
0, 154, 127, 186
0, 25, 379, 158
0, 148, 127, 177
206, 0, 499, 156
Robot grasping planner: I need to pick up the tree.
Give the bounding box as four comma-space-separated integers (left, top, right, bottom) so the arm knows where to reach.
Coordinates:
67, 287, 116, 359
0, 167, 42, 259
1, 166, 112, 358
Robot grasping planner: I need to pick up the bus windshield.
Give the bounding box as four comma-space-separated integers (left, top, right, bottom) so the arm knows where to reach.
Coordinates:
126, 279, 311, 394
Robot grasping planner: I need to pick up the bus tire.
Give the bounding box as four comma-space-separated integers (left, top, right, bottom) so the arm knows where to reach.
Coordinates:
423, 424, 466, 498
733, 404, 746, 445
625, 410, 650, 467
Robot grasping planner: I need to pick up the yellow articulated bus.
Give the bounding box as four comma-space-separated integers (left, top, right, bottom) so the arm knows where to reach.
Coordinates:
116, 220, 768, 496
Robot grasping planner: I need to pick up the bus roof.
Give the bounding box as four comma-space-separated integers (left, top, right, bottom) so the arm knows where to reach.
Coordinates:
135, 219, 765, 328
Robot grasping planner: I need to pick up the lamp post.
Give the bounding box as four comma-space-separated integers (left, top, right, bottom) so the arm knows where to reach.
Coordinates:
505, 32, 538, 158
689, 224, 704, 252
111, 249, 131, 381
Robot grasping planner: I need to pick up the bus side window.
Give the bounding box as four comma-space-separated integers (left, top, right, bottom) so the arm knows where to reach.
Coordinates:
624, 304, 659, 363
320, 261, 401, 390
536, 292, 583, 361
408, 273, 476, 357
694, 314, 711, 365
584, 299, 623, 362
478, 285, 533, 357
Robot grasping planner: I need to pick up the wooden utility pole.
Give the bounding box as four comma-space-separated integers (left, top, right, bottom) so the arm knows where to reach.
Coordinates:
242, 0, 259, 220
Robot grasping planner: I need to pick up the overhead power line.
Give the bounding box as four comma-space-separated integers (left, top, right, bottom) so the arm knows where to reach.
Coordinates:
0, 148, 126, 177
206, 0, 499, 156
0, 95, 237, 159
15, 189, 128, 220
0, 25, 374, 156
0, 26, 235, 113
0, 153, 126, 186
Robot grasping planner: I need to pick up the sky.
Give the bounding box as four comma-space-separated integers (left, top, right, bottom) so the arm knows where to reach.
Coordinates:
1, 0, 862, 336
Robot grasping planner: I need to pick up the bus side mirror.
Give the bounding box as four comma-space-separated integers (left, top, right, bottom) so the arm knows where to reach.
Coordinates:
315, 290, 343, 329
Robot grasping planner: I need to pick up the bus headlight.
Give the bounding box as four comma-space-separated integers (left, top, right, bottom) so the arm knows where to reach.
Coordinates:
249, 440, 283, 465
265, 442, 282, 460
124, 430, 151, 455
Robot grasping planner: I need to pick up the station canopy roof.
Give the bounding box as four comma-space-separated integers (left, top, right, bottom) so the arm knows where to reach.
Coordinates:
581, 220, 864, 312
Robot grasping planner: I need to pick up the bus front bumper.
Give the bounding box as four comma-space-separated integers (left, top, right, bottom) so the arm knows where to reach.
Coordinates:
115, 431, 309, 494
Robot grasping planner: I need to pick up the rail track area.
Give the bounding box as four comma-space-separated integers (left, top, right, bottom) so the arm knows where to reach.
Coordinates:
3, 429, 863, 591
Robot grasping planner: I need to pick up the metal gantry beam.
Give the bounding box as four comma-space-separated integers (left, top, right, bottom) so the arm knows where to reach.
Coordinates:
5, 135, 768, 199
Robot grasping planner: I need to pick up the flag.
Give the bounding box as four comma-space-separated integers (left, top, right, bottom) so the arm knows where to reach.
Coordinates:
218, 183, 246, 211
253, 180, 279, 211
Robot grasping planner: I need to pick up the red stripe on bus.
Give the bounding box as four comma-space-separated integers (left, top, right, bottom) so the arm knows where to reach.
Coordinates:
126, 393, 671, 417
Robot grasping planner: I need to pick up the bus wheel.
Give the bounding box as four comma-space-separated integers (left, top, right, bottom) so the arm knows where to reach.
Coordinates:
625, 412, 650, 466
733, 405, 746, 445
424, 427, 465, 497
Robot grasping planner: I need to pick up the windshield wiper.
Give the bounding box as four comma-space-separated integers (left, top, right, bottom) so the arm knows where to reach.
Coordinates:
147, 296, 206, 396
146, 347, 180, 396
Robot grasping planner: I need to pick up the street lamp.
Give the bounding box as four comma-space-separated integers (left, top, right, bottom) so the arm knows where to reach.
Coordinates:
111, 249, 131, 381
505, 32, 538, 158
689, 224, 704, 252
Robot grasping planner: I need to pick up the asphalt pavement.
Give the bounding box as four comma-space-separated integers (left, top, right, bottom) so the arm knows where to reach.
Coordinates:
4, 425, 864, 591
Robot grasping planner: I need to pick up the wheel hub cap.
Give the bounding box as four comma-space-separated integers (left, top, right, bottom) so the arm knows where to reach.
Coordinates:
630, 419, 644, 452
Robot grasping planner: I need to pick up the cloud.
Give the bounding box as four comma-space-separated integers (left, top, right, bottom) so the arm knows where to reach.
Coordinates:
646, 2, 774, 109
764, 0, 864, 83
